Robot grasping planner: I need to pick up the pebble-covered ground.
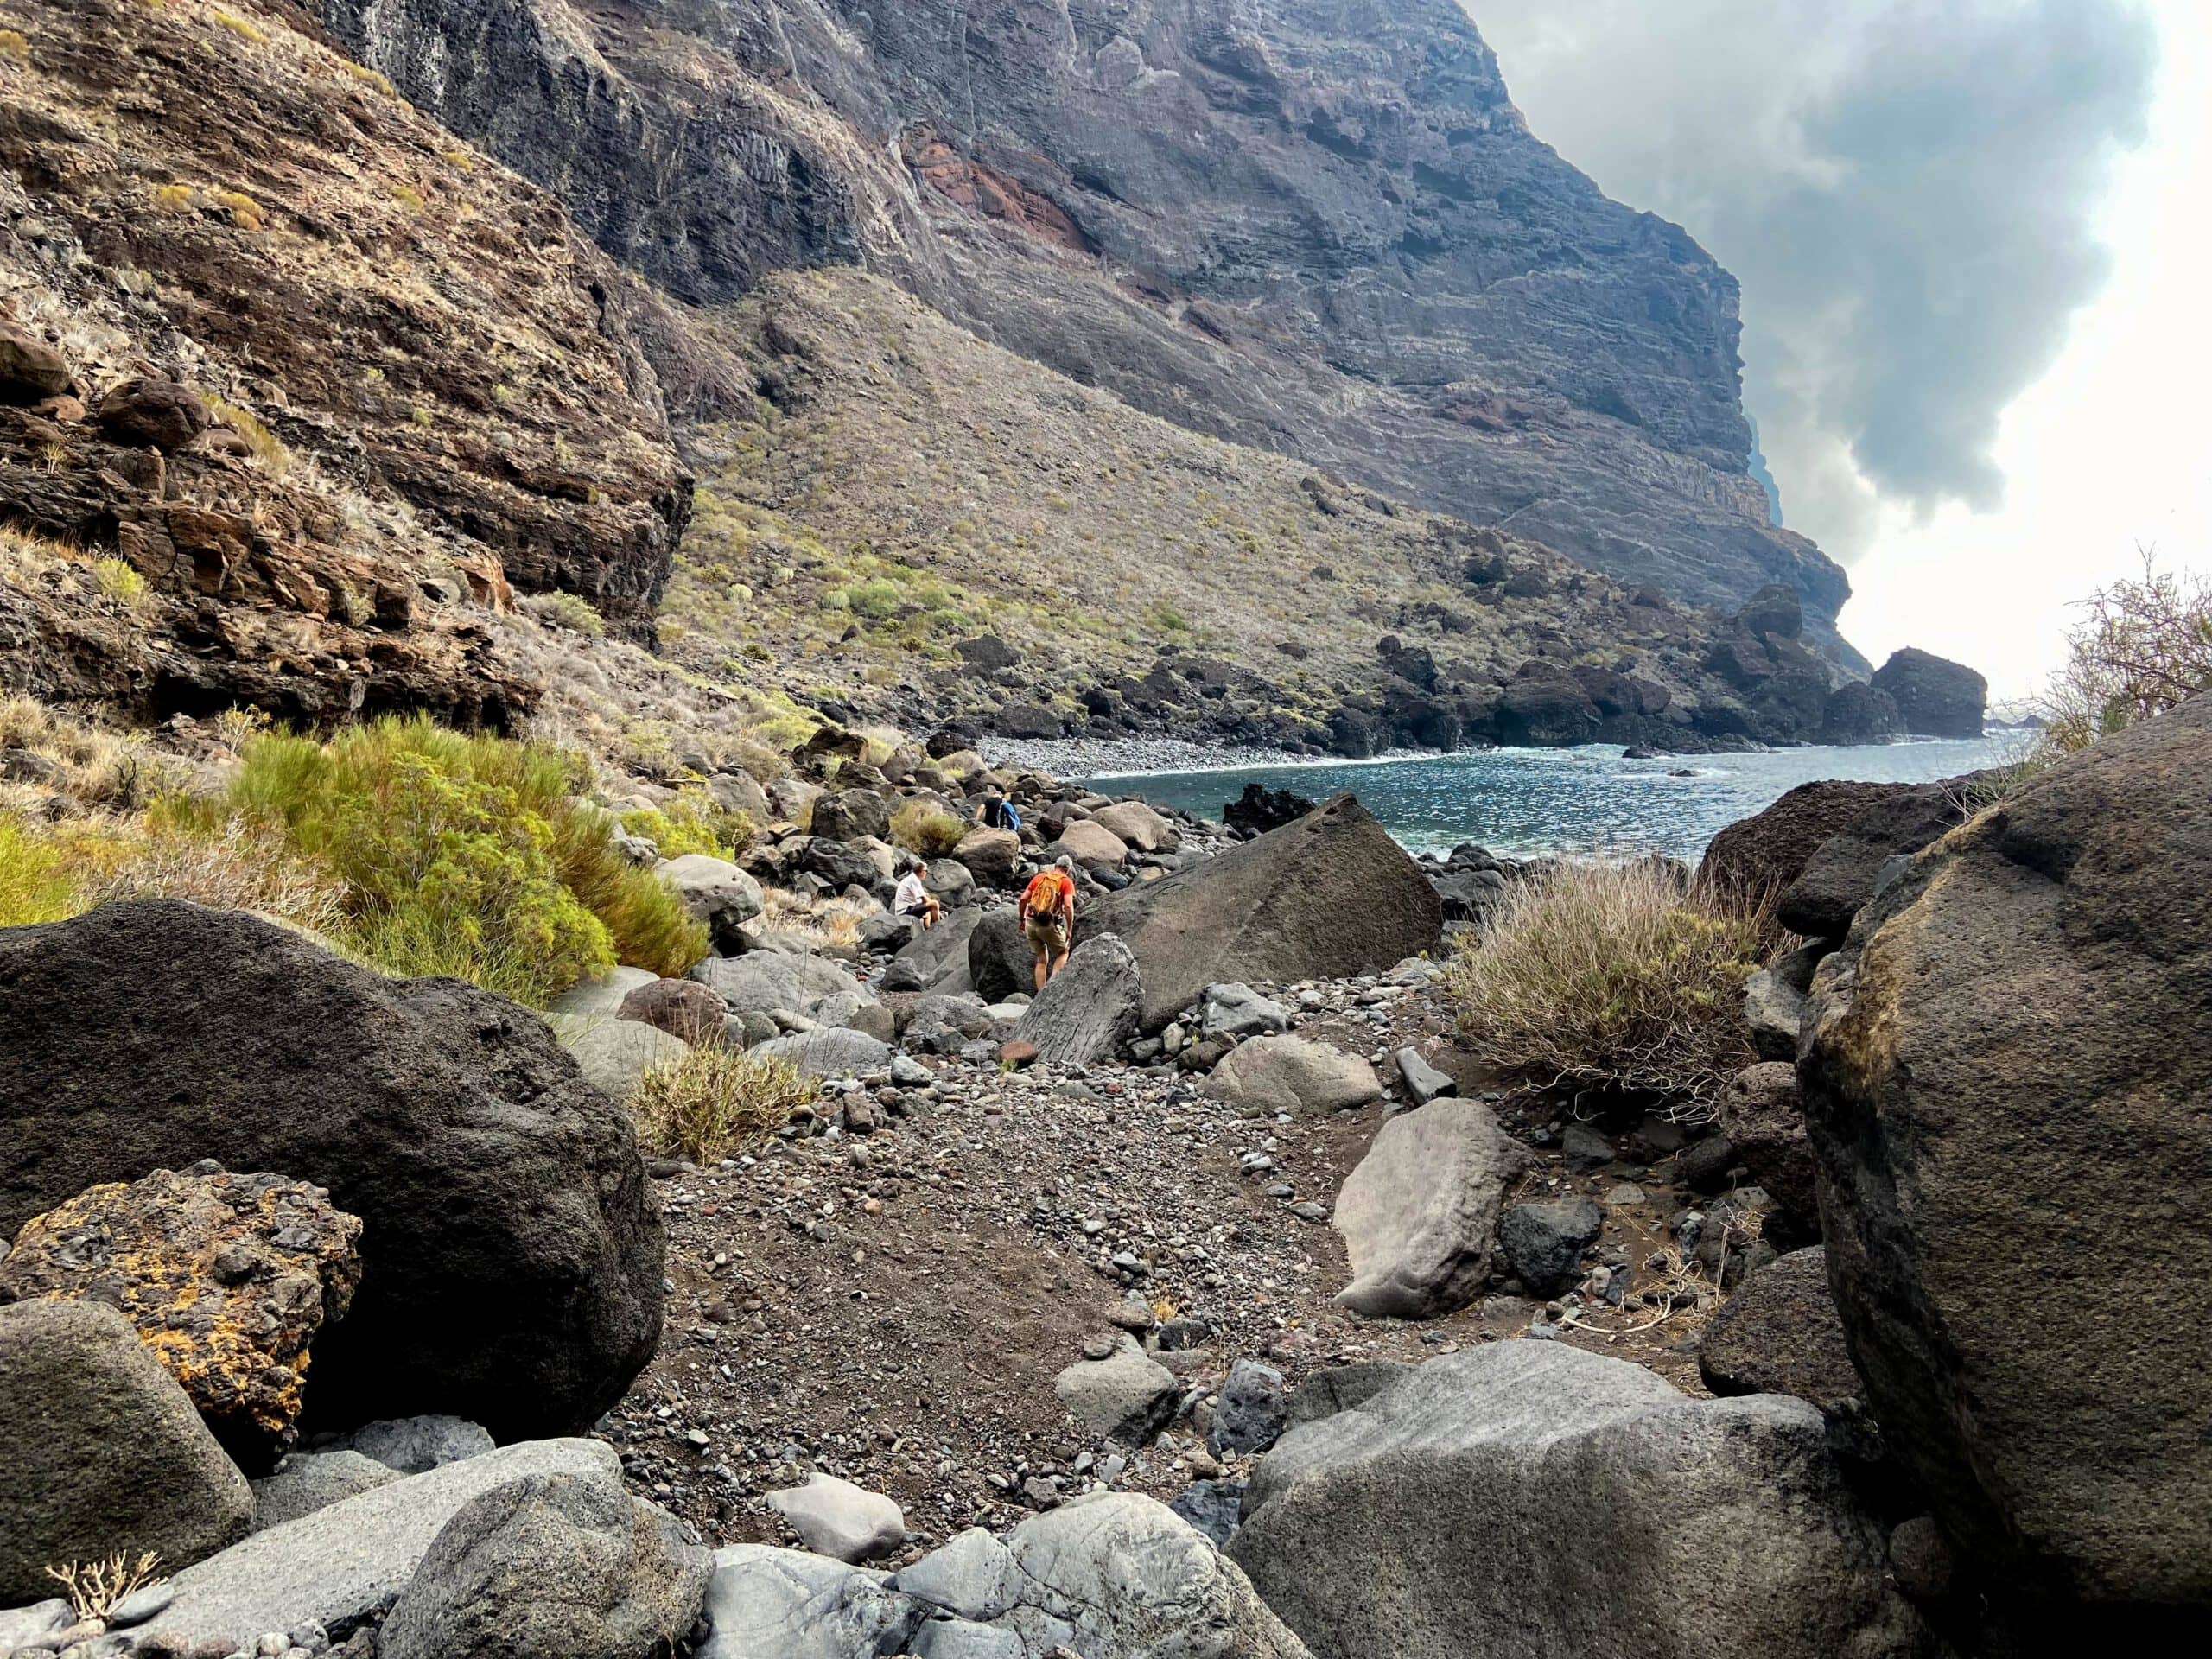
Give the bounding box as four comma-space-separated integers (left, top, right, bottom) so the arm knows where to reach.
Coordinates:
601, 968, 1728, 1562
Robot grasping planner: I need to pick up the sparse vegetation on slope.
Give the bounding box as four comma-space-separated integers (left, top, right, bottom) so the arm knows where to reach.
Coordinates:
2041, 552, 2212, 755
630, 1045, 817, 1166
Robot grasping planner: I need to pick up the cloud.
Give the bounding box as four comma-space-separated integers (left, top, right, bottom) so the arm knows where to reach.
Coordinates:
1468, 0, 2158, 556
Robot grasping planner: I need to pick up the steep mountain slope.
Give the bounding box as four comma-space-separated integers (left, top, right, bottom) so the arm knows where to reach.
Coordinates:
318, 0, 1851, 645
0, 0, 685, 723
658, 269, 1869, 755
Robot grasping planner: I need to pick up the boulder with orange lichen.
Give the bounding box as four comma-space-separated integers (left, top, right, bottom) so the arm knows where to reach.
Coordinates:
0, 1161, 362, 1471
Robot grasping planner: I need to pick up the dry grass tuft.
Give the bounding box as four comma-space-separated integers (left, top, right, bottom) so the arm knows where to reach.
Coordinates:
890, 800, 965, 857
1446, 857, 1782, 1116
46, 1551, 164, 1622
759, 887, 870, 949
630, 1045, 817, 1164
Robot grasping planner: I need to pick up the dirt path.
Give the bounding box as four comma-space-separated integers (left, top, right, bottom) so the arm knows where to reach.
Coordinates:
603, 972, 1719, 1558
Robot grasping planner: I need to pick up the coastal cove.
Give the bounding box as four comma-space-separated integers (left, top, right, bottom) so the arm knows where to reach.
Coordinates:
1077, 737, 2018, 861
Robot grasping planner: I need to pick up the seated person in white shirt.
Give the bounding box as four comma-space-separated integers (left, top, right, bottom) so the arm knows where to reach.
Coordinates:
893, 861, 942, 930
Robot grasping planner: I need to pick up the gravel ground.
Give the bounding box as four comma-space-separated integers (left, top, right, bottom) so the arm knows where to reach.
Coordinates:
601, 968, 1723, 1561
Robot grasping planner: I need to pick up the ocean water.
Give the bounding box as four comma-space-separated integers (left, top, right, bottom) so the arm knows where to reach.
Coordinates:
1082, 737, 2021, 862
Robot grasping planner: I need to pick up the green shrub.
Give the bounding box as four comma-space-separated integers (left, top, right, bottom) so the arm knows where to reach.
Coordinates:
848, 579, 901, 620
225, 717, 704, 1004
0, 814, 80, 927
620, 794, 755, 860
629, 1045, 817, 1163
1444, 858, 1778, 1115
524, 591, 607, 636
2040, 553, 2212, 756
890, 801, 965, 857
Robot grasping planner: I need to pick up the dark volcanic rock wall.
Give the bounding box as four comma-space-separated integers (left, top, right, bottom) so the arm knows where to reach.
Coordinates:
321, 0, 1850, 643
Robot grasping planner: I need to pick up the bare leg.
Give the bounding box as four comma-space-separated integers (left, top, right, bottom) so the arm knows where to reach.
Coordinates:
1033, 954, 1050, 993
1049, 949, 1071, 983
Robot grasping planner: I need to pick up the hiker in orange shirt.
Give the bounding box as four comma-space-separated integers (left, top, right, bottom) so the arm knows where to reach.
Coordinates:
1018, 855, 1078, 991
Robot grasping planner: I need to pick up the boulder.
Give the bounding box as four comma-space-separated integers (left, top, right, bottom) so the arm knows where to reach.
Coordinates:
1199, 982, 1293, 1039
340, 1414, 495, 1475
1225, 783, 1319, 837
1743, 961, 1808, 1060
708, 768, 773, 824
0, 902, 664, 1441
972, 796, 1440, 1024
1170, 1478, 1248, 1548
1332, 1098, 1529, 1319
139, 1440, 624, 1646
765, 1474, 906, 1564
1053, 1335, 1179, 1445
1205, 1037, 1382, 1117
1091, 800, 1179, 852
618, 976, 731, 1045
1393, 1046, 1456, 1103
1820, 681, 1903, 745
1008, 934, 1142, 1065
952, 827, 1021, 885
1721, 1063, 1819, 1247
1799, 695, 2212, 1606
1698, 1249, 1878, 1461
1229, 1343, 1919, 1659
893, 905, 981, 993
696, 1544, 926, 1659
657, 854, 764, 948
1285, 1362, 1415, 1429
0, 1300, 254, 1604
1869, 647, 1986, 737
0, 1166, 361, 1469
1497, 1198, 1604, 1298
809, 789, 893, 843
1696, 780, 1913, 901
0, 1600, 71, 1651
0, 322, 70, 403
1493, 660, 1600, 746
95, 375, 209, 451
692, 950, 875, 1020
1211, 1359, 1290, 1459
1736, 582, 1804, 642
1777, 776, 1993, 939
560, 1017, 690, 1102
751, 1027, 891, 1076
251, 1451, 400, 1533
378, 1470, 710, 1659
814, 989, 896, 1043
1056, 817, 1131, 868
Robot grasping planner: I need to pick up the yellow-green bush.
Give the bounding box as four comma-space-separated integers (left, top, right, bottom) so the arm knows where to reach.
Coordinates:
620, 794, 755, 861
629, 1045, 816, 1164
223, 717, 704, 1004
890, 800, 964, 858
0, 815, 79, 927
1445, 858, 1778, 1115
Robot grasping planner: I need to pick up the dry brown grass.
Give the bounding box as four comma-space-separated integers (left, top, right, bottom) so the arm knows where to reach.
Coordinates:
758, 887, 872, 950
0, 694, 172, 812
46, 1551, 164, 1622
629, 1045, 817, 1164
77, 816, 347, 935
1446, 858, 1782, 1116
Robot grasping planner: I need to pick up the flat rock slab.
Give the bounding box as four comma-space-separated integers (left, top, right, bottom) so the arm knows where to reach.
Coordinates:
1205, 1036, 1382, 1117
1009, 934, 1142, 1065
558, 1017, 690, 1102
766, 1473, 907, 1564
1052, 1336, 1178, 1445
752, 1027, 893, 1076
142, 1439, 621, 1647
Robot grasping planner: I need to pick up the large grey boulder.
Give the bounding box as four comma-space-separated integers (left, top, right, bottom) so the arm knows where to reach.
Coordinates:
752, 1027, 893, 1077
1008, 934, 1142, 1065
693, 951, 877, 1020
1698, 1249, 1879, 1464
560, 1017, 690, 1101
1229, 1343, 1920, 1659
1869, 647, 1986, 738
378, 1470, 711, 1659
550, 965, 661, 1019
139, 1439, 622, 1646
340, 1414, 495, 1475
251, 1451, 400, 1533
810, 789, 893, 843
1800, 694, 2212, 1607
658, 853, 765, 947
1091, 800, 1179, 852
1198, 982, 1292, 1039
703, 1496, 1306, 1658
0, 902, 664, 1441
1332, 1098, 1529, 1319
0, 1300, 254, 1603
765, 1474, 906, 1564
970, 796, 1440, 1020
1053, 1335, 1179, 1445
1206, 1036, 1382, 1116
893, 906, 982, 994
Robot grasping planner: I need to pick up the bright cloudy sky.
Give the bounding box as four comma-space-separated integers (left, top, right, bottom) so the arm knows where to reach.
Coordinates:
1471, 0, 2212, 699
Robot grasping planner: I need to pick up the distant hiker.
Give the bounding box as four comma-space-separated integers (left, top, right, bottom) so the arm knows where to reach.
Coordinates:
893, 861, 941, 930
978, 793, 1021, 834
1018, 855, 1078, 991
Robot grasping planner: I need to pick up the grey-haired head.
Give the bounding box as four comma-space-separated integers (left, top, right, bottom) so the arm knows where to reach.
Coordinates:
1054, 855, 1073, 871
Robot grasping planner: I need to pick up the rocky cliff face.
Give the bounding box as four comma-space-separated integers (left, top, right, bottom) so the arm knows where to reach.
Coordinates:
318, 0, 1851, 645
0, 0, 687, 724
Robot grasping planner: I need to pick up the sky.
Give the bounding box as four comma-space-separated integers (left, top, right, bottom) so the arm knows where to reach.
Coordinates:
1471, 1, 2212, 699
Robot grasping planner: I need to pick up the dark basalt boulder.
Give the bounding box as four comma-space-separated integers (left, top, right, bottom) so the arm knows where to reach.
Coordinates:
1776, 774, 1998, 938
970, 795, 1440, 1023
0, 902, 664, 1442
1735, 582, 1804, 642
1494, 660, 1599, 746
1698, 779, 1916, 905
1699, 1247, 1881, 1467
1818, 680, 1903, 745
1869, 647, 1986, 737
1799, 694, 2212, 1609
1224, 782, 1318, 838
